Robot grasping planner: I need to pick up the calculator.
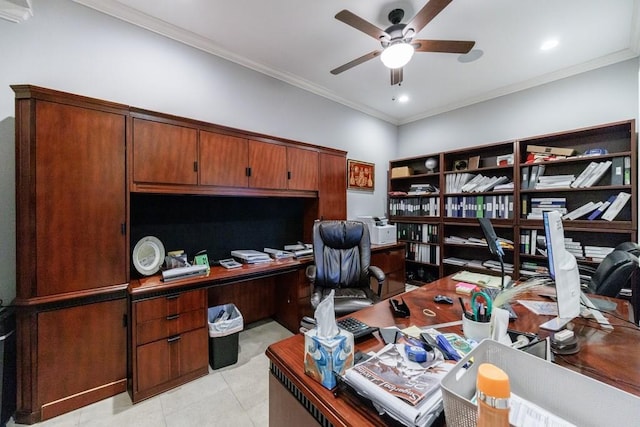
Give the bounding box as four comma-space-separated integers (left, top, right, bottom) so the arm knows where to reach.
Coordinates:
219, 258, 242, 269
337, 317, 378, 340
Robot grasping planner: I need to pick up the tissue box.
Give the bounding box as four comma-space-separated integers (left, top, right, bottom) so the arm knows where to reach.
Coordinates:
391, 166, 413, 178
304, 328, 354, 389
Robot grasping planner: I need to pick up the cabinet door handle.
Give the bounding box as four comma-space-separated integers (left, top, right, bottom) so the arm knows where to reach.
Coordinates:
287, 171, 291, 180
167, 335, 181, 343
166, 314, 180, 320
193, 161, 198, 172
166, 294, 180, 300
246, 167, 252, 177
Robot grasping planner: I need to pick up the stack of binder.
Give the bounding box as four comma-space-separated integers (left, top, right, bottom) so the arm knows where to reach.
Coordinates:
230, 250, 273, 264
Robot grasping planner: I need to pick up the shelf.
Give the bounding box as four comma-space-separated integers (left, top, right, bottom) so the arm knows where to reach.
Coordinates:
388, 119, 637, 281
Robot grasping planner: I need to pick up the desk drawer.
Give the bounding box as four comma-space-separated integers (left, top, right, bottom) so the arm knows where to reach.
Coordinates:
136, 308, 205, 345
135, 289, 205, 323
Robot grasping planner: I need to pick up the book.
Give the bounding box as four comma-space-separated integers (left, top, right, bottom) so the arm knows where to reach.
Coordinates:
571, 161, 598, 188
611, 157, 624, 185
521, 166, 530, 189
587, 195, 616, 220
601, 192, 631, 221
528, 165, 540, 188
624, 156, 631, 185
562, 201, 602, 220
582, 160, 611, 187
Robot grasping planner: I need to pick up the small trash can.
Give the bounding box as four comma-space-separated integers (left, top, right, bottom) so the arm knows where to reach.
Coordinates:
207, 304, 243, 369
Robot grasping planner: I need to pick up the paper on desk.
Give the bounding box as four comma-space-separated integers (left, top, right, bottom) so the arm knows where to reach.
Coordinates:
517, 300, 558, 316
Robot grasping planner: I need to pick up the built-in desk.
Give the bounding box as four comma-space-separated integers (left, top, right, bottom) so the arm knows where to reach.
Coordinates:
266, 275, 640, 426
128, 242, 405, 403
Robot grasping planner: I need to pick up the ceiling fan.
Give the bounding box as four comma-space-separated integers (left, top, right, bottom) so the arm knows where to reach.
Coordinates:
330, 0, 475, 86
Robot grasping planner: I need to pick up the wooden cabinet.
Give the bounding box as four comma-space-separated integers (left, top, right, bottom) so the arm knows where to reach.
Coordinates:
388, 120, 637, 283
317, 152, 347, 220
371, 244, 406, 299
287, 146, 318, 191
248, 139, 288, 189
199, 131, 249, 187
13, 85, 129, 424
132, 118, 198, 185
33, 299, 128, 421
130, 289, 208, 403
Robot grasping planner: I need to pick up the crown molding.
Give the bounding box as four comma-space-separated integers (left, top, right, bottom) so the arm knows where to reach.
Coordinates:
0, 0, 32, 23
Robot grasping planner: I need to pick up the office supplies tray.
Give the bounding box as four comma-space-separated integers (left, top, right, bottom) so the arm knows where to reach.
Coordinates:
440, 340, 640, 427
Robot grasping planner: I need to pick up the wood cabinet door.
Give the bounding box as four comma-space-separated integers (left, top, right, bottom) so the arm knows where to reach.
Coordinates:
35, 101, 127, 295
199, 131, 249, 187
132, 118, 198, 185
37, 299, 127, 411
317, 152, 347, 220
178, 327, 209, 376
248, 140, 287, 189
287, 147, 318, 191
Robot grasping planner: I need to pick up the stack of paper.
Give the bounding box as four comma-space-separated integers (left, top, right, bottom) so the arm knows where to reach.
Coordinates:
230, 250, 273, 264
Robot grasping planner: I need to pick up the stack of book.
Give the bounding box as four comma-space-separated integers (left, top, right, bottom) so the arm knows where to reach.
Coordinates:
525, 197, 567, 219
482, 259, 514, 274
459, 174, 510, 192
535, 174, 575, 189
407, 183, 438, 195
263, 248, 295, 260
584, 246, 614, 262
563, 238, 584, 259
230, 249, 273, 264
519, 261, 549, 277
445, 172, 475, 193
571, 160, 612, 188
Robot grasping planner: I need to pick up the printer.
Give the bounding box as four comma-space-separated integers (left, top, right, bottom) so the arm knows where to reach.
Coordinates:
357, 216, 397, 245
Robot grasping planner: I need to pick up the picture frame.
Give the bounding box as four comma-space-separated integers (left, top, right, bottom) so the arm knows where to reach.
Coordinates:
347, 159, 375, 192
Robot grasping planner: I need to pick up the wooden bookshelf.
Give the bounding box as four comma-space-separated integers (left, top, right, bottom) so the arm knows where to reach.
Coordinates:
389, 120, 637, 282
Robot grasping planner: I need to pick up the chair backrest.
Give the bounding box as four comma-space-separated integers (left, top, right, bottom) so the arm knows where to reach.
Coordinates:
589, 249, 639, 297
312, 220, 371, 289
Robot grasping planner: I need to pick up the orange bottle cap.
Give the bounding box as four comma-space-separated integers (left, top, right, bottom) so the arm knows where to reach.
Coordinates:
477, 363, 510, 398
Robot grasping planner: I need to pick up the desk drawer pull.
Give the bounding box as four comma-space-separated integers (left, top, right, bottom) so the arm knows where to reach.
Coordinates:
166, 294, 180, 300
166, 314, 180, 320
167, 335, 181, 343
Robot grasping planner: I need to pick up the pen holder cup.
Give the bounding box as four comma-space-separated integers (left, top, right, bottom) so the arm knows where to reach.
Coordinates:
462, 315, 491, 342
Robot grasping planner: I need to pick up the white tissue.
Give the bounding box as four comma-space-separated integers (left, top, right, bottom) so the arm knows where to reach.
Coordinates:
315, 290, 339, 338
490, 307, 512, 345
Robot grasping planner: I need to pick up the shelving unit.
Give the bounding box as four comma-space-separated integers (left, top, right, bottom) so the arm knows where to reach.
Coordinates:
388, 120, 637, 285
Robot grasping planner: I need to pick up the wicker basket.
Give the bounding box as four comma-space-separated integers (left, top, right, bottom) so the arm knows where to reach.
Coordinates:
440, 340, 639, 427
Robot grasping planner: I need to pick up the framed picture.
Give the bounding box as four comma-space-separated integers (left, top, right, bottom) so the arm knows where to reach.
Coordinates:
347, 159, 375, 192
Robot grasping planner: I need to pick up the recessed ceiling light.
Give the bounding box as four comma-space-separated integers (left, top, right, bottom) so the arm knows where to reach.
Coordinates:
540, 39, 559, 51
397, 95, 409, 103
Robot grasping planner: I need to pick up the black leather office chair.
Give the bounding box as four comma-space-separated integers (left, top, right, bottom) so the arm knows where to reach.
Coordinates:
305, 220, 386, 316
585, 249, 638, 297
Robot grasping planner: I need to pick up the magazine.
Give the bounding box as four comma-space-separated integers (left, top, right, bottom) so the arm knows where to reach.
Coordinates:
344, 344, 455, 427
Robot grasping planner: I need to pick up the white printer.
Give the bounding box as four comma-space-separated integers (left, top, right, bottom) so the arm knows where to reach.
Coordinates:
357, 216, 397, 245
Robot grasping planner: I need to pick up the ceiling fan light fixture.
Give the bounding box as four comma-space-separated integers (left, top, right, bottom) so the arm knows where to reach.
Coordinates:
380, 42, 414, 69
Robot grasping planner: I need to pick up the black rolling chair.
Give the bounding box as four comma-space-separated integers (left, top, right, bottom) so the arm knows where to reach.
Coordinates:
305, 220, 386, 316
585, 249, 638, 297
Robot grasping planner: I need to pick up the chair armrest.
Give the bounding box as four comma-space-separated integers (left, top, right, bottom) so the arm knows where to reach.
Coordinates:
368, 265, 385, 297
305, 265, 316, 284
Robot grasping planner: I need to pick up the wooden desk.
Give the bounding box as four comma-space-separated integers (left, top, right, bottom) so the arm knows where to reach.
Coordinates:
266, 276, 640, 427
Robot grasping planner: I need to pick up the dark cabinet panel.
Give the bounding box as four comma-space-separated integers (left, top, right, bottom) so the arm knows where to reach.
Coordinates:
199, 131, 249, 187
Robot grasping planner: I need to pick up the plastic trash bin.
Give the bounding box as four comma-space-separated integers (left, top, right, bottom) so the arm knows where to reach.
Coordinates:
207, 304, 243, 369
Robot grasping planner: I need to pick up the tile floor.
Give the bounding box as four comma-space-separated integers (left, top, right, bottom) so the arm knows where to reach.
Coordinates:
8, 320, 294, 427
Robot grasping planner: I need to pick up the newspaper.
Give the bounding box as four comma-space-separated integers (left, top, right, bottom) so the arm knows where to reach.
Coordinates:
343, 344, 455, 427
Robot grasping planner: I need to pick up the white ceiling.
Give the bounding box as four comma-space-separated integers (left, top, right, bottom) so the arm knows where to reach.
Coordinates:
73, 0, 640, 125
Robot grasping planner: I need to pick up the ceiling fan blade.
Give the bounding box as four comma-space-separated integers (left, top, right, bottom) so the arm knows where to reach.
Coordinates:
412, 39, 475, 54
331, 50, 382, 75
405, 0, 453, 35
335, 9, 387, 40
390, 68, 403, 86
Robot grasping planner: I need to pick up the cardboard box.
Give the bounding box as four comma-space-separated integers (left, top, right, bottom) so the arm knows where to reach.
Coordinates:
304, 328, 354, 389
391, 166, 413, 178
